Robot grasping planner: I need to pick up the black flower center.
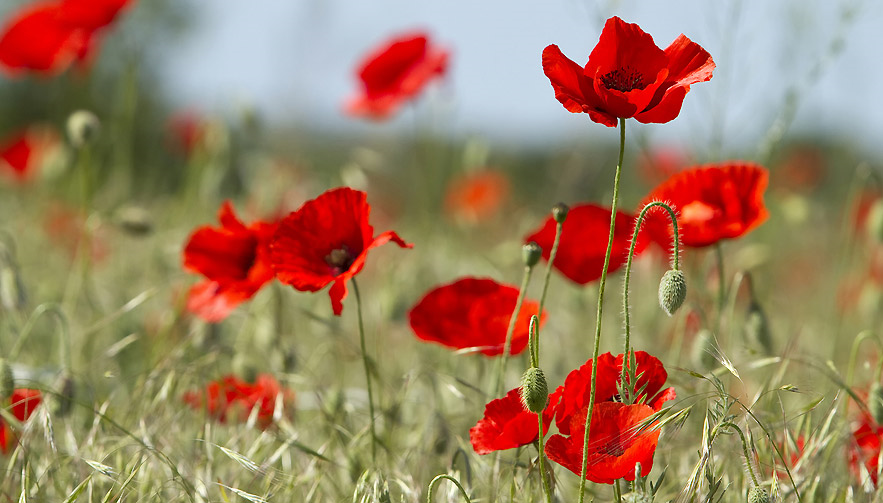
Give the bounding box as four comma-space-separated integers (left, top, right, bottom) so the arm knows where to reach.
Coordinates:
600, 67, 646, 92
325, 246, 355, 276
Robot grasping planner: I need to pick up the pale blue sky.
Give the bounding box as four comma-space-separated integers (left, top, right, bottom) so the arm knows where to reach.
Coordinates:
159, 0, 882, 155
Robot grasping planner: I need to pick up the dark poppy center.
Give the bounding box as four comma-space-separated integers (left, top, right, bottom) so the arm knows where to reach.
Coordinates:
325, 246, 355, 276
600, 67, 646, 92
601, 439, 626, 457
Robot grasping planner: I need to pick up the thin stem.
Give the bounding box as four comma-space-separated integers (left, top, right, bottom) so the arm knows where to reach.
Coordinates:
537, 414, 553, 503
715, 422, 759, 488
536, 218, 566, 359
494, 265, 535, 397
614, 478, 623, 503
578, 117, 626, 503
620, 202, 679, 399
351, 278, 377, 465
715, 242, 726, 331
427, 474, 472, 503
847, 330, 880, 385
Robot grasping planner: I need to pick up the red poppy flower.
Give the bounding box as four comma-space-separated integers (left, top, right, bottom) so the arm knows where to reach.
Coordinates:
542, 16, 714, 127
545, 401, 660, 484
166, 111, 208, 157
346, 31, 449, 120
549, 351, 674, 436
0, 389, 42, 453
849, 416, 883, 487
470, 387, 555, 455
525, 203, 646, 285
443, 170, 510, 223
409, 277, 547, 356
0, 0, 132, 77
642, 162, 769, 248
182, 374, 293, 429
270, 187, 411, 316
183, 201, 278, 322
0, 126, 60, 182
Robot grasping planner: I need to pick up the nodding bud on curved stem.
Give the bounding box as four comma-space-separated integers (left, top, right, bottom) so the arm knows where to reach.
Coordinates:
658, 269, 687, 316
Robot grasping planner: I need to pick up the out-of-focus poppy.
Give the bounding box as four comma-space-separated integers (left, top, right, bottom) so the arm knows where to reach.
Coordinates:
0, 389, 42, 453
0, 126, 60, 182
408, 277, 546, 356
443, 170, 510, 223
0, 0, 133, 77
166, 110, 208, 157
544, 401, 661, 484
469, 387, 554, 455
849, 415, 883, 487
43, 203, 109, 263
183, 201, 278, 322
345, 31, 448, 120
642, 162, 769, 248
637, 146, 691, 184
542, 16, 714, 127
525, 203, 646, 285
270, 187, 411, 316
182, 374, 293, 429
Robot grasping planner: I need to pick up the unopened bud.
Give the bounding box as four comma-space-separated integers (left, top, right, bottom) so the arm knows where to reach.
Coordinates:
113, 206, 154, 236
66, 110, 100, 148
53, 372, 75, 418
867, 199, 883, 243
748, 486, 770, 503
552, 203, 569, 224
870, 381, 883, 425
0, 359, 14, 401
658, 269, 687, 316
519, 367, 548, 413
522, 242, 542, 268
745, 302, 773, 355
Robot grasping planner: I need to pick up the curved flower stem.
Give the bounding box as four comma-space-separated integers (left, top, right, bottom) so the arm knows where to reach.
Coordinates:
494, 265, 535, 397
714, 422, 759, 488
427, 474, 472, 503
847, 330, 881, 385
620, 202, 679, 400
536, 218, 565, 358
351, 278, 378, 465
527, 316, 554, 503
578, 117, 626, 503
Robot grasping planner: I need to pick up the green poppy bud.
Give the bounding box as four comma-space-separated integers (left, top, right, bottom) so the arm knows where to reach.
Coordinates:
658, 269, 687, 316
66, 110, 100, 148
552, 203, 569, 224
745, 301, 773, 355
0, 358, 14, 401
522, 242, 542, 268
870, 381, 883, 425
748, 486, 770, 503
519, 367, 548, 413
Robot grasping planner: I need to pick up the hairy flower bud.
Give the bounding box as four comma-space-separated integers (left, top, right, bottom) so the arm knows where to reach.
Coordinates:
0, 358, 14, 401
745, 301, 773, 355
66, 110, 100, 148
519, 367, 548, 413
748, 486, 770, 503
870, 381, 883, 425
522, 241, 542, 268
552, 202, 569, 224
658, 269, 687, 316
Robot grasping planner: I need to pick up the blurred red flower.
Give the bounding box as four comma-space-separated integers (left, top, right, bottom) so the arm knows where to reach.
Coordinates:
183, 201, 278, 322
642, 162, 769, 248
182, 374, 292, 429
0, 0, 132, 77
637, 146, 691, 184
443, 170, 510, 223
849, 415, 883, 487
549, 351, 675, 436
270, 187, 411, 316
544, 401, 660, 484
166, 111, 208, 157
409, 277, 546, 356
542, 16, 714, 127
0, 126, 60, 182
346, 31, 448, 120
525, 203, 646, 285
470, 387, 554, 454
0, 389, 42, 453
43, 203, 109, 263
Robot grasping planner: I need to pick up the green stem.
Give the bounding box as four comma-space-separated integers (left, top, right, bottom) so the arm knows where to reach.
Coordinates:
847, 330, 880, 385
536, 217, 566, 359
351, 278, 377, 465
620, 202, 680, 400
537, 414, 553, 503
427, 474, 472, 503
494, 265, 535, 397
614, 478, 623, 503
714, 422, 759, 487
578, 117, 626, 503
715, 242, 726, 331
